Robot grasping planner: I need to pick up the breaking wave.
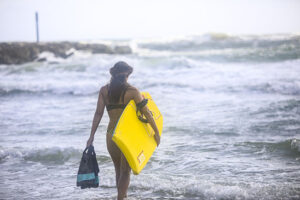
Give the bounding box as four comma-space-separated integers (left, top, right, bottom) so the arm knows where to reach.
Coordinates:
0, 147, 81, 164
242, 139, 300, 157
0, 147, 111, 165
135, 33, 300, 62
0, 87, 98, 96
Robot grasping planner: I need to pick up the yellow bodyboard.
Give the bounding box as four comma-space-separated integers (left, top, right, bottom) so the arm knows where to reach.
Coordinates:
112, 92, 163, 175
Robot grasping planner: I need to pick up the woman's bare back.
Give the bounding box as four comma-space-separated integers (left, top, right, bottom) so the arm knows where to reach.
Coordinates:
101, 84, 142, 132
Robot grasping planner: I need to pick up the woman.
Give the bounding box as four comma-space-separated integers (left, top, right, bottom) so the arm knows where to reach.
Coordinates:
86, 61, 160, 200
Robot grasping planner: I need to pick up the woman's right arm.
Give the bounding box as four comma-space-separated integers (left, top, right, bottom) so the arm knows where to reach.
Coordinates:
86, 87, 105, 147
132, 88, 160, 147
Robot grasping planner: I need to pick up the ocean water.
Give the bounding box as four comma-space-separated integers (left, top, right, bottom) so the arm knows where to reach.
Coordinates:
0, 33, 300, 200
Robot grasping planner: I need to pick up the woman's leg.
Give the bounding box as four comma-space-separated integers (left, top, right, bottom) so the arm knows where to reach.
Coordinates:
117, 153, 131, 200
106, 133, 121, 187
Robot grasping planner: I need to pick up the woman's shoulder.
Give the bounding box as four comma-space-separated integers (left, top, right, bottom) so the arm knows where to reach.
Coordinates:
126, 84, 139, 93
100, 84, 109, 95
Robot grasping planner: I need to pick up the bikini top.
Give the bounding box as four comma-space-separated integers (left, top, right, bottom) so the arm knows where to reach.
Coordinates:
106, 85, 128, 112
106, 104, 126, 111
106, 85, 149, 123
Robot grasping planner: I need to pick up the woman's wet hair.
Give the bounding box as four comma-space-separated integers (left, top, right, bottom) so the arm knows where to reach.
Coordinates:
108, 61, 133, 103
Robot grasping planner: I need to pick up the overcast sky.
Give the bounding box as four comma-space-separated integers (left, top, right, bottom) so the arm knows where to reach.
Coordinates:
0, 0, 300, 41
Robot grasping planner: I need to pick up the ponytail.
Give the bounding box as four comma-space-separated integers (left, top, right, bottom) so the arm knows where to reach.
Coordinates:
108, 61, 133, 103
108, 74, 128, 103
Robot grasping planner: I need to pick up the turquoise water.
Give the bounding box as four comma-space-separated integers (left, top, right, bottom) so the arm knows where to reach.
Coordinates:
1, 34, 300, 199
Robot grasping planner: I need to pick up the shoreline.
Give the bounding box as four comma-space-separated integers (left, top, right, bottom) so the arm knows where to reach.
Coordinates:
0, 42, 132, 65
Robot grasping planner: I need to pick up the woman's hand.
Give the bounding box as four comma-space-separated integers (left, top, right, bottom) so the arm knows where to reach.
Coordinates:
86, 136, 94, 147
154, 132, 160, 147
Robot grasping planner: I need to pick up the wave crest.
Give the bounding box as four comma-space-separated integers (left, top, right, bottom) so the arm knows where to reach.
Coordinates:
0, 87, 98, 96
243, 139, 300, 157
136, 33, 300, 62
0, 147, 81, 164
0, 147, 112, 165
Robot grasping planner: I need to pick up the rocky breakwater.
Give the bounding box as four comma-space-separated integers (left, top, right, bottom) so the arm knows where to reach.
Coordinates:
0, 42, 132, 65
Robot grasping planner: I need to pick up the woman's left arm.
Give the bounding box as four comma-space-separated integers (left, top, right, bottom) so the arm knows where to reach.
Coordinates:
132, 88, 160, 146
86, 87, 105, 147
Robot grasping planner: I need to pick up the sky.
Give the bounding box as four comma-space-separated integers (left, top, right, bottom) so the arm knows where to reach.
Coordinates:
0, 0, 300, 41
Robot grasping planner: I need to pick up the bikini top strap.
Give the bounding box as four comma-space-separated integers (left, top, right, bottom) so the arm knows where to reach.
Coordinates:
121, 85, 129, 103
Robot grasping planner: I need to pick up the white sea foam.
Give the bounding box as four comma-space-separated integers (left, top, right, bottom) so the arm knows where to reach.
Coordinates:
291, 139, 300, 152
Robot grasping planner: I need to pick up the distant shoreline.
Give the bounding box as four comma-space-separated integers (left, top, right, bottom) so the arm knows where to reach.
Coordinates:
0, 42, 132, 65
